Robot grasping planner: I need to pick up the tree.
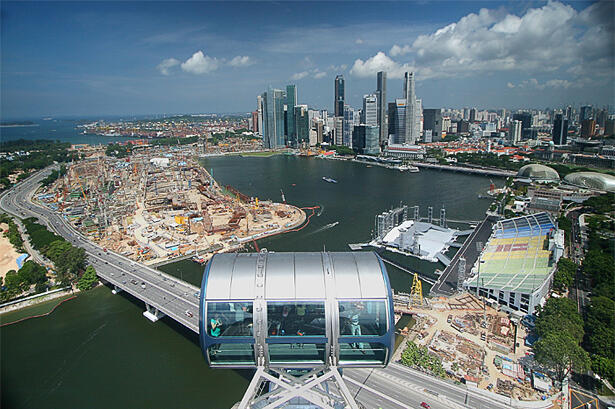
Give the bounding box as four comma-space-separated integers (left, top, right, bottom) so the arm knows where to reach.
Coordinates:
591, 356, 615, 386
534, 332, 590, 384
553, 258, 576, 292
77, 265, 98, 291
18, 260, 47, 286
535, 297, 584, 343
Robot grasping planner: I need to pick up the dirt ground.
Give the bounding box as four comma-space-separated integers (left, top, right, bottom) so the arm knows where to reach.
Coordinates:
398, 293, 542, 400
0, 223, 21, 278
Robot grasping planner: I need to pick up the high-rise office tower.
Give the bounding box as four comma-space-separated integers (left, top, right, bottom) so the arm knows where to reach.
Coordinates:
513, 112, 532, 138
294, 105, 309, 146
377, 71, 387, 146
469, 108, 477, 122
352, 125, 380, 155
581, 119, 596, 138
509, 120, 522, 145
251, 111, 259, 133
334, 75, 345, 117
403, 72, 419, 144
565, 106, 573, 121
261, 88, 286, 148
334, 116, 344, 145
362, 94, 378, 126
388, 99, 407, 145
256, 95, 263, 137
285, 85, 297, 146
580, 105, 593, 122
343, 105, 355, 147
552, 114, 568, 145
423, 109, 443, 141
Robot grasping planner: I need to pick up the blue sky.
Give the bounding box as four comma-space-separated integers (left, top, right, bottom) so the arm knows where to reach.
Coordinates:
1, 1, 613, 119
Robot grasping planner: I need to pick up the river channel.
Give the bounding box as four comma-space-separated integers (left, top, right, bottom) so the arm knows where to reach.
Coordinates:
1, 155, 495, 408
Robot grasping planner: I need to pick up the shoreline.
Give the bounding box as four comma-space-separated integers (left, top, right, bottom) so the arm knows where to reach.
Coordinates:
0, 286, 77, 316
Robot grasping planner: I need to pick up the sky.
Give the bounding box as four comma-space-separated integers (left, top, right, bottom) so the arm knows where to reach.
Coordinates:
1, 1, 614, 119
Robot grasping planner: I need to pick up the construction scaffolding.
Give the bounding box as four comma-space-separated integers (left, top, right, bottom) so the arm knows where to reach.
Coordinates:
410, 273, 423, 306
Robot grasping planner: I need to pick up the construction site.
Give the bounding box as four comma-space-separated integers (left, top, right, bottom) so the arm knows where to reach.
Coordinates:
394, 284, 555, 402
36, 144, 306, 265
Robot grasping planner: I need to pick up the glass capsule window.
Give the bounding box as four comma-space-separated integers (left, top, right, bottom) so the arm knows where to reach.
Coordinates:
208, 344, 255, 365
268, 343, 326, 364
207, 302, 253, 338
338, 300, 387, 337
339, 342, 387, 364
267, 302, 326, 337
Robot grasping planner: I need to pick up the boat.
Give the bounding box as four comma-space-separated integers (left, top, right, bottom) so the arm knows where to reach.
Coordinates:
322, 177, 338, 183
192, 255, 207, 265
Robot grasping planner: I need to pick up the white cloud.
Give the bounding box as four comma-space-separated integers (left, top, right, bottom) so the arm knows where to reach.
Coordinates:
512, 78, 577, 90
181, 51, 219, 75
355, 38, 364, 44
390, 44, 411, 57
507, 82, 515, 88
228, 56, 253, 67
376, 1, 614, 82
156, 58, 180, 75
291, 71, 309, 80
291, 69, 328, 80
350, 51, 414, 79
313, 71, 327, 79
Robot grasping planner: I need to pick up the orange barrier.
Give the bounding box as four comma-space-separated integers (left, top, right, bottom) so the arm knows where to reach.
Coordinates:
0, 295, 77, 327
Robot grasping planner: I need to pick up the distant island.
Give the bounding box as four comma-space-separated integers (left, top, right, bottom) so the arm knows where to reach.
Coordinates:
0, 121, 38, 127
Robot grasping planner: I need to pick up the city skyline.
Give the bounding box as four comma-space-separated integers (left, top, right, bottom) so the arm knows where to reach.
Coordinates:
1, 1, 614, 118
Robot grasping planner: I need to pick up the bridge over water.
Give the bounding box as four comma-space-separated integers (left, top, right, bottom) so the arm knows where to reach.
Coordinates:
0, 167, 200, 333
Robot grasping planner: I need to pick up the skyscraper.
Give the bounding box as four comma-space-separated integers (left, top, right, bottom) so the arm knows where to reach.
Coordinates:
552, 114, 568, 145
285, 84, 297, 146
565, 106, 573, 121
580, 105, 593, 122
423, 109, 443, 141
334, 75, 345, 117
377, 71, 387, 146
256, 95, 263, 137
294, 105, 309, 146
352, 125, 380, 155
261, 88, 286, 148
403, 72, 419, 144
362, 94, 378, 127
334, 116, 344, 145
509, 120, 522, 145
388, 99, 406, 145
343, 105, 355, 147
469, 108, 477, 122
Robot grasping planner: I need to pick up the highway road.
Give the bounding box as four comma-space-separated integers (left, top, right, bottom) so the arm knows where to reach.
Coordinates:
343, 363, 519, 409
0, 166, 200, 333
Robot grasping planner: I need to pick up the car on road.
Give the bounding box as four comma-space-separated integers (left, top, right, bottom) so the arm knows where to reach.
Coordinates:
420, 402, 430, 409
184, 310, 193, 318
131, 279, 138, 285
194, 291, 200, 298
141, 282, 146, 289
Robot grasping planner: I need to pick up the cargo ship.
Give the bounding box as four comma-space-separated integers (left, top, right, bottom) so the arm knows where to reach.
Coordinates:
322, 177, 338, 183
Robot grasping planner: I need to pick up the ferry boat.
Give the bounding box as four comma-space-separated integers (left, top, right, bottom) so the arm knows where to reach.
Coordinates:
322, 177, 338, 183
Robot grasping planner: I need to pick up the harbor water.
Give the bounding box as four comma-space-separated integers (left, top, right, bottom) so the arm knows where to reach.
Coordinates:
2, 154, 495, 408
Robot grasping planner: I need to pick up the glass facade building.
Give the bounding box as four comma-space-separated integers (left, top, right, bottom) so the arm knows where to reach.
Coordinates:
388, 99, 407, 145
334, 75, 345, 117
261, 88, 286, 149
199, 252, 395, 369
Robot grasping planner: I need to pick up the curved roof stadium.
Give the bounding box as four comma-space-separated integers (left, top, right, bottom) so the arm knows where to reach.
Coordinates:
517, 164, 560, 182
199, 251, 395, 369
564, 172, 615, 192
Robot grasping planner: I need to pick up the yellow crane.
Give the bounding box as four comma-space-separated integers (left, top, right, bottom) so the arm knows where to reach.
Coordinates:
409, 273, 423, 306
